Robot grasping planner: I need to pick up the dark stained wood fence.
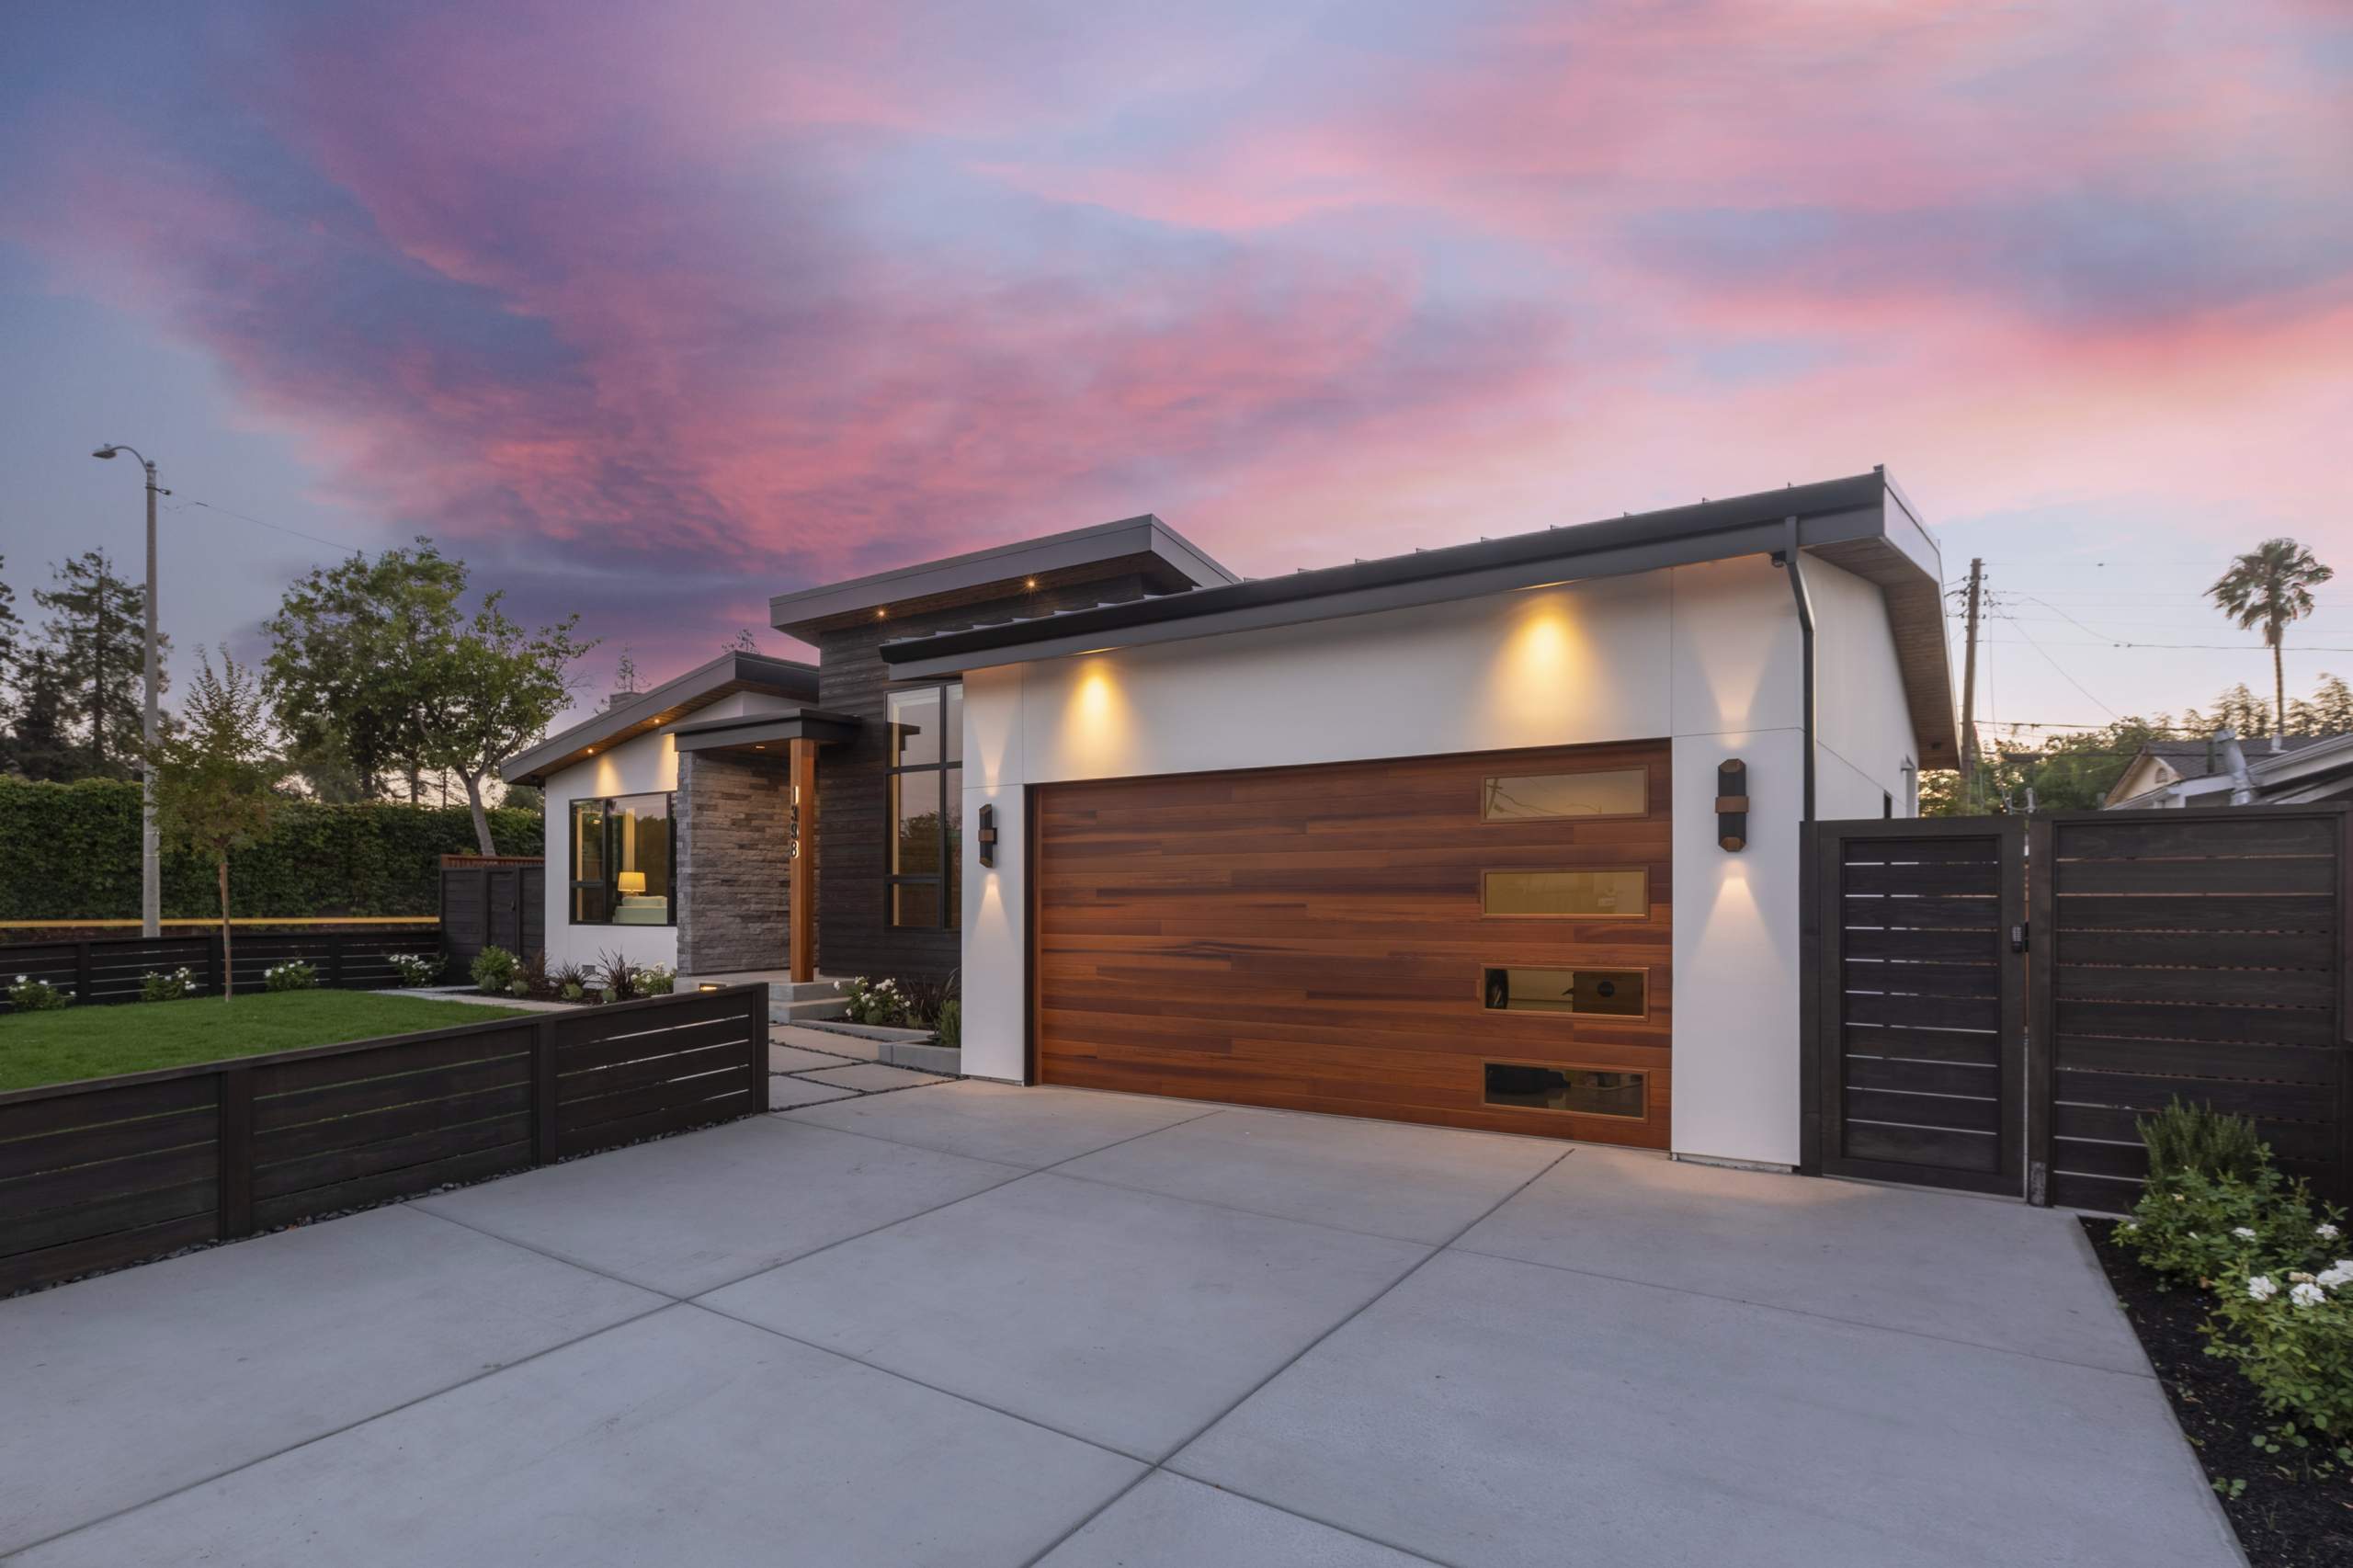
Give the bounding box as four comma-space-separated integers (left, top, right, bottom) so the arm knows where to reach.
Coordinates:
439, 858, 544, 973
2032, 809, 2348, 1212
0, 927, 443, 1011
1807, 819, 2027, 1196
1808, 805, 2351, 1210
0, 984, 766, 1293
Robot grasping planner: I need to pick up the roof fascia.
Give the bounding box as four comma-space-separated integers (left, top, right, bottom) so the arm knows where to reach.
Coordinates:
671, 709, 863, 752
882, 484, 1888, 681
767, 515, 1236, 638
499, 651, 820, 785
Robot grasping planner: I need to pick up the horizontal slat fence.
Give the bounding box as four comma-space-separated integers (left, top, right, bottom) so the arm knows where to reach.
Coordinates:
0, 984, 765, 1293
0, 927, 444, 1012
2032, 809, 2349, 1212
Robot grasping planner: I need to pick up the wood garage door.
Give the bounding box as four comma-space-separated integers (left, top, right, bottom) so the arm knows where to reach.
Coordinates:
1034, 740, 1672, 1148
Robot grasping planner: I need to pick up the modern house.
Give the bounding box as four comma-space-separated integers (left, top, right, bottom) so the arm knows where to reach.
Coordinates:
2104, 731, 2353, 809
506, 469, 1956, 1170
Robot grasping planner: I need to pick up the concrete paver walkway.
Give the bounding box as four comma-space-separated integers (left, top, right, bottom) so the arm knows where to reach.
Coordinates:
0, 1083, 2239, 1566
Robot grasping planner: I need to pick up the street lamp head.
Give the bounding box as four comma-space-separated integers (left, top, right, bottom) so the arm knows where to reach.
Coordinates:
92, 447, 119, 460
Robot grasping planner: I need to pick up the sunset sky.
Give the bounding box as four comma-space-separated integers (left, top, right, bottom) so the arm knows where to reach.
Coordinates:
4, 0, 2349, 739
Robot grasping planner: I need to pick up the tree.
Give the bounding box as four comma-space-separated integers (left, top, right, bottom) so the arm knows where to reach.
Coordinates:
406, 593, 594, 853
2209, 540, 2334, 735
6, 649, 82, 781
264, 541, 466, 801
35, 550, 156, 779
2180, 683, 2271, 740
722, 628, 761, 654
264, 540, 593, 852
144, 650, 281, 1000
2289, 675, 2353, 737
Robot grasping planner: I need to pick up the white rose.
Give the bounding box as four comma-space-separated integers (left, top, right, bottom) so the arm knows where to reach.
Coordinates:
2248, 1276, 2279, 1301
2316, 1267, 2352, 1289
2291, 1282, 2326, 1308
2319, 1224, 2343, 1240
2233, 1227, 2258, 1239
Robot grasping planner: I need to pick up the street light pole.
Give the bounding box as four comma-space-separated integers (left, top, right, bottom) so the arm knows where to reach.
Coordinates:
92, 445, 165, 940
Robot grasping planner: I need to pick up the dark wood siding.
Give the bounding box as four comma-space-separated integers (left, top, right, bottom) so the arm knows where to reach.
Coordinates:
815, 575, 1147, 982
1033, 740, 1673, 1148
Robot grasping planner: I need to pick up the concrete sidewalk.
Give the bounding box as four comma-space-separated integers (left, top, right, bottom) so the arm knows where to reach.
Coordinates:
1, 1084, 2238, 1566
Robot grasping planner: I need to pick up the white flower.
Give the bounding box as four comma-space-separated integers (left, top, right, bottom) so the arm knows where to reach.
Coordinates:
2316, 1266, 2353, 1290
2120, 1221, 2140, 1233
2320, 1224, 2343, 1240
2291, 1282, 2327, 1308
2248, 1276, 2279, 1301
2233, 1227, 2258, 1240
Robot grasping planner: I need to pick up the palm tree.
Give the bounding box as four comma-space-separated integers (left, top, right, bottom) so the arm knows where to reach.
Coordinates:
2209, 540, 2335, 735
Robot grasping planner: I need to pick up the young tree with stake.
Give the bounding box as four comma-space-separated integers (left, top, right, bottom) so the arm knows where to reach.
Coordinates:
2209, 540, 2335, 735
143, 651, 281, 1000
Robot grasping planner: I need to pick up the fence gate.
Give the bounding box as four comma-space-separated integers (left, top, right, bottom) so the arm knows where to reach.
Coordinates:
439, 856, 545, 972
1808, 818, 2029, 1198
1809, 805, 2352, 1210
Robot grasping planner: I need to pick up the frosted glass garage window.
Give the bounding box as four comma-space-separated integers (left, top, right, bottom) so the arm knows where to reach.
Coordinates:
1481, 768, 1646, 821
1481, 869, 1647, 918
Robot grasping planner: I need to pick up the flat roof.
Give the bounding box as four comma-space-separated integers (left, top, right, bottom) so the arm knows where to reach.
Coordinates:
768, 514, 1236, 641
500, 651, 821, 787
880, 470, 1961, 767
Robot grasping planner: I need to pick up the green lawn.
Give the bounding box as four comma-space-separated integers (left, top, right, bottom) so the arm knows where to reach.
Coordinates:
0, 990, 534, 1092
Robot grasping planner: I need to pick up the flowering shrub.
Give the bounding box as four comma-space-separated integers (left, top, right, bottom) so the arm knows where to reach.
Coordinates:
633, 964, 676, 996
471, 945, 517, 995
384, 951, 443, 988
2209, 1254, 2353, 1435
7, 974, 67, 1012
842, 976, 907, 1027
2114, 1165, 2339, 1288
139, 967, 199, 1003
263, 960, 319, 993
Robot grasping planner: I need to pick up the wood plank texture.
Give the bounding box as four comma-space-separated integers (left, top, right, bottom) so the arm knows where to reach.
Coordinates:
1036, 740, 1673, 1148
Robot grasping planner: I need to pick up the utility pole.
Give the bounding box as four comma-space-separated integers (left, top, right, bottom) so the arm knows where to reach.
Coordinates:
92, 445, 165, 939
1959, 558, 1984, 807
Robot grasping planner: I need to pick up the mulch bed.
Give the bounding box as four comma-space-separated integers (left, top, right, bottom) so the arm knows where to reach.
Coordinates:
2083, 1216, 2353, 1565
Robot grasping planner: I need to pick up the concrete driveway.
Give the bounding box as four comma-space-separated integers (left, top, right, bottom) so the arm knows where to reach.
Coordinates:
1, 1081, 2238, 1567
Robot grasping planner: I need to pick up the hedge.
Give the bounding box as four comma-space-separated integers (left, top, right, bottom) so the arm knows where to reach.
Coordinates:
0, 778, 543, 920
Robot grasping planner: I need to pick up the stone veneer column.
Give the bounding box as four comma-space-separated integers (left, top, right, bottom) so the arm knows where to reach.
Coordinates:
676, 749, 797, 974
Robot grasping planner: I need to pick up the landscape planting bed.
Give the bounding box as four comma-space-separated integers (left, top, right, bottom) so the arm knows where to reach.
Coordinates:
2085, 1217, 2353, 1567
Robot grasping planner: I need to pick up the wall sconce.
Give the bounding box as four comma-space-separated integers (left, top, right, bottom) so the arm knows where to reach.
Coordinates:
977, 803, 997, 867
1716, 758, 1749, 851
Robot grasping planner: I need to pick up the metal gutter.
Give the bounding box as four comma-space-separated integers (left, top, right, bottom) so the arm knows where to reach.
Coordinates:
883, 475, 1892, 678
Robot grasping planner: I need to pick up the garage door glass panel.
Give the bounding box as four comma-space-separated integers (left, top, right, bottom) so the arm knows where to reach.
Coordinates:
1482, 967, 1646, 1017
1483, 768, 1646, 821
1483, 1064, 1647, 1119
1482, 869, 1647, 917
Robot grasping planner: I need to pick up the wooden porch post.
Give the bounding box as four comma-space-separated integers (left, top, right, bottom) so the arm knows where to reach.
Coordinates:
790, 738, 817, 983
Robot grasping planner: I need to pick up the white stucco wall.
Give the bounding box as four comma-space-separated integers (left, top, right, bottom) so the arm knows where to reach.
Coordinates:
957, 551, 1927, 1167
533, 691, 804, 971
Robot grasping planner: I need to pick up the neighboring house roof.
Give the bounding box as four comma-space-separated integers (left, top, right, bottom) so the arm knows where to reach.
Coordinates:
768, 515, 1237, 642
501, 651, 821, 787
877, 469, 1961, 767
2104, 733, 2353, 809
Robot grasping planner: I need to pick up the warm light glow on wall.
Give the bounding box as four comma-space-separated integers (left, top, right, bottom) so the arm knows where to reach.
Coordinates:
1474, 590, 1595, 744
1062, 660, 1135, 775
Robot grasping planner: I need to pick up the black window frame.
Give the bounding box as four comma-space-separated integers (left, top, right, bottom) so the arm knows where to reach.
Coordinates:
885, 681, 961, 930
569, 790, 678, 926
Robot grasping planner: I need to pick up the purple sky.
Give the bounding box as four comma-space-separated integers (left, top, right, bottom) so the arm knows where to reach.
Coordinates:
5, 0, 2350, 737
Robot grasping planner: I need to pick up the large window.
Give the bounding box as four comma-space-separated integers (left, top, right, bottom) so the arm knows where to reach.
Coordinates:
571, 792, 675, 925
887, 683, 961, 928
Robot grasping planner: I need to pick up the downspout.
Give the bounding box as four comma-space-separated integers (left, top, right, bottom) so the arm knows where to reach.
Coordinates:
1778, 516, 1817, 822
